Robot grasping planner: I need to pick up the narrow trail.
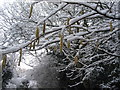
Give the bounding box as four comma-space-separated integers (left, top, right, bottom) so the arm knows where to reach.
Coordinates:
28, 55, 66, 88
4, 53, 67, 89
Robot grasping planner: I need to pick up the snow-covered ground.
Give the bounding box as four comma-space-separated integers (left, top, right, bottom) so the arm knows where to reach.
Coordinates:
5, 48, 62, 88
6, 49, 47, 88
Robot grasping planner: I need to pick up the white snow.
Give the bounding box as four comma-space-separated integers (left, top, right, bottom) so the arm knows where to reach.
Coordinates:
68, 81, 82, 87
17, 62, 33, 70
1, 1, 120, 89
37, 3, 68, 26
67, 36, 83, 41
2, 41, 31, 54
10, 76, 27, 86
70, 11, 97, 25
28, 80, 38, 88
4, 48, 47, 88
6, 82, 17, 88
62, 0, 100, 3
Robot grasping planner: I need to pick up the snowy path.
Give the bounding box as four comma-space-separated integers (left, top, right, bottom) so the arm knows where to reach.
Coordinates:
31, 55, 60, 88
25, 54, 66, 88
6, 53, 67, 88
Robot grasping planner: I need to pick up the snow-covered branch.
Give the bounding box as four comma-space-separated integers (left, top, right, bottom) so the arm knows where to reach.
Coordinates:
70, 11, 97, 25
97, 47, 120, 57
63, 1, 120, 20
37, 3, 68, 26
88, 28, 119, 42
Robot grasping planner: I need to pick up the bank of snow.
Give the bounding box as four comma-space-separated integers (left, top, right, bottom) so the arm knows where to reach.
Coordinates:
6, 49, 47, 88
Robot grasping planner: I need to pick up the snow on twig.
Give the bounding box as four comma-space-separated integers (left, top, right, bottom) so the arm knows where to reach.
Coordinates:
88, 28, 119, 42
70, 11, 97, 25
68, 81, 82, 87
63, 2, 120, 20
97, 47, 120, 57
84, 56, 115, 69
36, 31, 88, 50
37, 3, 68, 26
1, 3, 68, 54
1, 41, 31, 54
1, 26, 64, 54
